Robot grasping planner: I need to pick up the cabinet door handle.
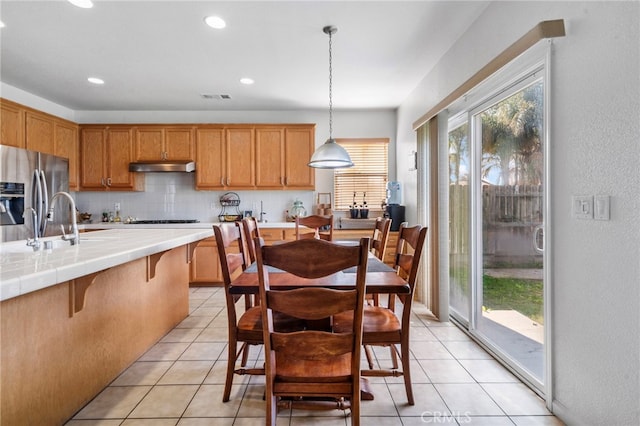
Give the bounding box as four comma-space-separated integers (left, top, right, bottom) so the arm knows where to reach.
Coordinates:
280, 176, 284, 186
107, 177, 112, 187
101, 178, 105, 187
220, 178, 225, 186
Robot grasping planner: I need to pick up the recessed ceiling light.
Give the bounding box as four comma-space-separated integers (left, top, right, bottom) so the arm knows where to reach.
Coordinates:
68, 0, 94, 9
0, 21, 5, 28
240, 78, 254, 85
204, 16, 226, 29
88, 77, 104, 85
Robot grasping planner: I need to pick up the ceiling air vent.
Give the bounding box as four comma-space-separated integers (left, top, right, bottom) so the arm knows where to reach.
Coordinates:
200, 94, 232, 100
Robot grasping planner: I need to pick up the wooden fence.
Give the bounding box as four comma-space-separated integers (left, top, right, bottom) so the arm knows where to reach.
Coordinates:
450, 184, 543, 266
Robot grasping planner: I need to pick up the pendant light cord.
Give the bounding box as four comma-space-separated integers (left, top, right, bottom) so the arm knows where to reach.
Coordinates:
328, 28, 333, 140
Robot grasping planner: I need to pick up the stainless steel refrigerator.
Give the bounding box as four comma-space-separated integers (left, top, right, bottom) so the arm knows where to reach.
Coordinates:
1, 145, 70, 242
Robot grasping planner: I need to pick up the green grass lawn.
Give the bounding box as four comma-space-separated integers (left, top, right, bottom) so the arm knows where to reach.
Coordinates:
483, 275, 544, 324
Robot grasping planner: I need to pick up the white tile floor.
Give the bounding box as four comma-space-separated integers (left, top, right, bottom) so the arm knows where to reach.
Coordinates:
65, 287, 564, 425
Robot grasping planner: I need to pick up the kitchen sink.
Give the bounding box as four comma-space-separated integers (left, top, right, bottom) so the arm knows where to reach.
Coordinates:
0, 237, 103, 254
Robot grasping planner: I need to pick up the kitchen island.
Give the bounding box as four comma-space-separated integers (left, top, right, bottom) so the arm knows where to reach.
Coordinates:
0, 228, 212, 425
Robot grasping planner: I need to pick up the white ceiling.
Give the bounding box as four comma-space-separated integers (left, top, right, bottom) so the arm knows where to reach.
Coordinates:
0, 0, 489, 112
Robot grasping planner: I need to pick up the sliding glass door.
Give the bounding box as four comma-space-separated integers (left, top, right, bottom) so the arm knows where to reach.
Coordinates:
448, 66, 547, 391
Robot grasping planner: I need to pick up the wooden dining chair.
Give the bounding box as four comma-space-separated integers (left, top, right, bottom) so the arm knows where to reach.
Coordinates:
370, 217, 392, 261
214, 223, 302, 403
214, 223, 261, 402
295, 214, 334, 241
255, 237, 370, 425
366, 217, 392, 308
241, 216, 262, 264
334, 223, 427, 406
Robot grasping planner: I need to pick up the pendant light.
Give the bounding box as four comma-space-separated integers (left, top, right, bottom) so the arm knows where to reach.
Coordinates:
308, 26, 354, 169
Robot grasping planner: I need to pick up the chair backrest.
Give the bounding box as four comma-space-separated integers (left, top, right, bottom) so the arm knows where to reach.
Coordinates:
393, 223, 427, 290
370, 217, 392, 261
295, 214, 334, 241
255, 237, 369, 413
392, 223, 428, 321
241, 216, 262, 263
213, 223, 249, 324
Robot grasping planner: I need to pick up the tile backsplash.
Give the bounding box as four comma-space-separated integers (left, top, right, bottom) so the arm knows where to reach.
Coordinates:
74, 173, 317, 223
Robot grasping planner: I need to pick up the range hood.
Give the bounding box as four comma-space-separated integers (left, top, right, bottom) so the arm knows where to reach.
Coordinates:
129, 160, 196, 173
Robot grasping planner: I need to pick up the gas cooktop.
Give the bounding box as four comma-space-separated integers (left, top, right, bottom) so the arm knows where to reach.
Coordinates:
128, 219, 199, 224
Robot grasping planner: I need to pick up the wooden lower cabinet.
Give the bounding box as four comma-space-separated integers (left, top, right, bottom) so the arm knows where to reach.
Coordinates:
190, 237, 221, 284
189, 227, 287, 285
258, 227, 285, 243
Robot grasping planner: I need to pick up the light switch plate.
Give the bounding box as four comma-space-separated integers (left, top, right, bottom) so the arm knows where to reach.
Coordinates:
572, 195, 593, 219
594, 195, 610, 220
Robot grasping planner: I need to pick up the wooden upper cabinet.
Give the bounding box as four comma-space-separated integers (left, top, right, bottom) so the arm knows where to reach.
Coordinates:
225, 128, 255, 188
195, 124, 314, 191
107, 127, 140, 190
256, 127, 285, 188
25, 111, 55, 155
134, 126, 194, 161
134, 127, 164, 161
1, 100, 24, 148
80, 128, 107, 190
54, 122, 79, 190
285, 125, 315, 189
165, 127, 195, 160
80, 126, 142, 191
195, 127, 225, 189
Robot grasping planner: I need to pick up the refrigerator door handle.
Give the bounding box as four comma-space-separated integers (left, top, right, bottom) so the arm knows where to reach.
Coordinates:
40, 170, 49, 236
32, 170, 42, 238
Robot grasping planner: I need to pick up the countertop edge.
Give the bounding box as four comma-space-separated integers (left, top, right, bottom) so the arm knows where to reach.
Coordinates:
79, 222, 297, 230
1, 228, 213, 302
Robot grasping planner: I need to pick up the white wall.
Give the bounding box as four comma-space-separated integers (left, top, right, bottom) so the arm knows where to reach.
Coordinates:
396, 1, 640, 425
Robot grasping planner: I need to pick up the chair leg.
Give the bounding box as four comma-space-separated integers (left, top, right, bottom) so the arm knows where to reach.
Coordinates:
364, 345, 375, 370
223, 337, 238, 402
351, 390, 360, 426
240, 343, 250, 367
390, 344, 399, 370
266, 394, 277, 425
372, 293, 379, 306
400, 342, 414, 405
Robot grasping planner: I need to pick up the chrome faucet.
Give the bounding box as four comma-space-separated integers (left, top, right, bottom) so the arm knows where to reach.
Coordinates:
258, 200, 267, 223
24, 207, 42, 251
47, 191, 79, 245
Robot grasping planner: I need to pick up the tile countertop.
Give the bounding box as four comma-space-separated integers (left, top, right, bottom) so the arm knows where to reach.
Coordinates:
0, 228, 213, 302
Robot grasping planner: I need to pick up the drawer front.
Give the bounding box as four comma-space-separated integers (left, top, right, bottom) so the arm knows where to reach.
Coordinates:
260, 228, 285, 242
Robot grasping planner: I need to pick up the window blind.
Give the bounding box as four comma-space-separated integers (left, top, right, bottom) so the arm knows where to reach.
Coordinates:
333, 138, 389, 211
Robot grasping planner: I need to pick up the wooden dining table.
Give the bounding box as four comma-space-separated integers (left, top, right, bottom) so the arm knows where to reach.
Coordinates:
229, 252, 409, 295
229, 250, 409, 402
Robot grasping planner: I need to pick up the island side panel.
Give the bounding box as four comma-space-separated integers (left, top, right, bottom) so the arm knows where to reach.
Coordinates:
0, 245, 189, 425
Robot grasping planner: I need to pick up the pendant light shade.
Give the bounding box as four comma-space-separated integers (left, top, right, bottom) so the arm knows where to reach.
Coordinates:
308, 26, 353, 169
308, 138, 354, 169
